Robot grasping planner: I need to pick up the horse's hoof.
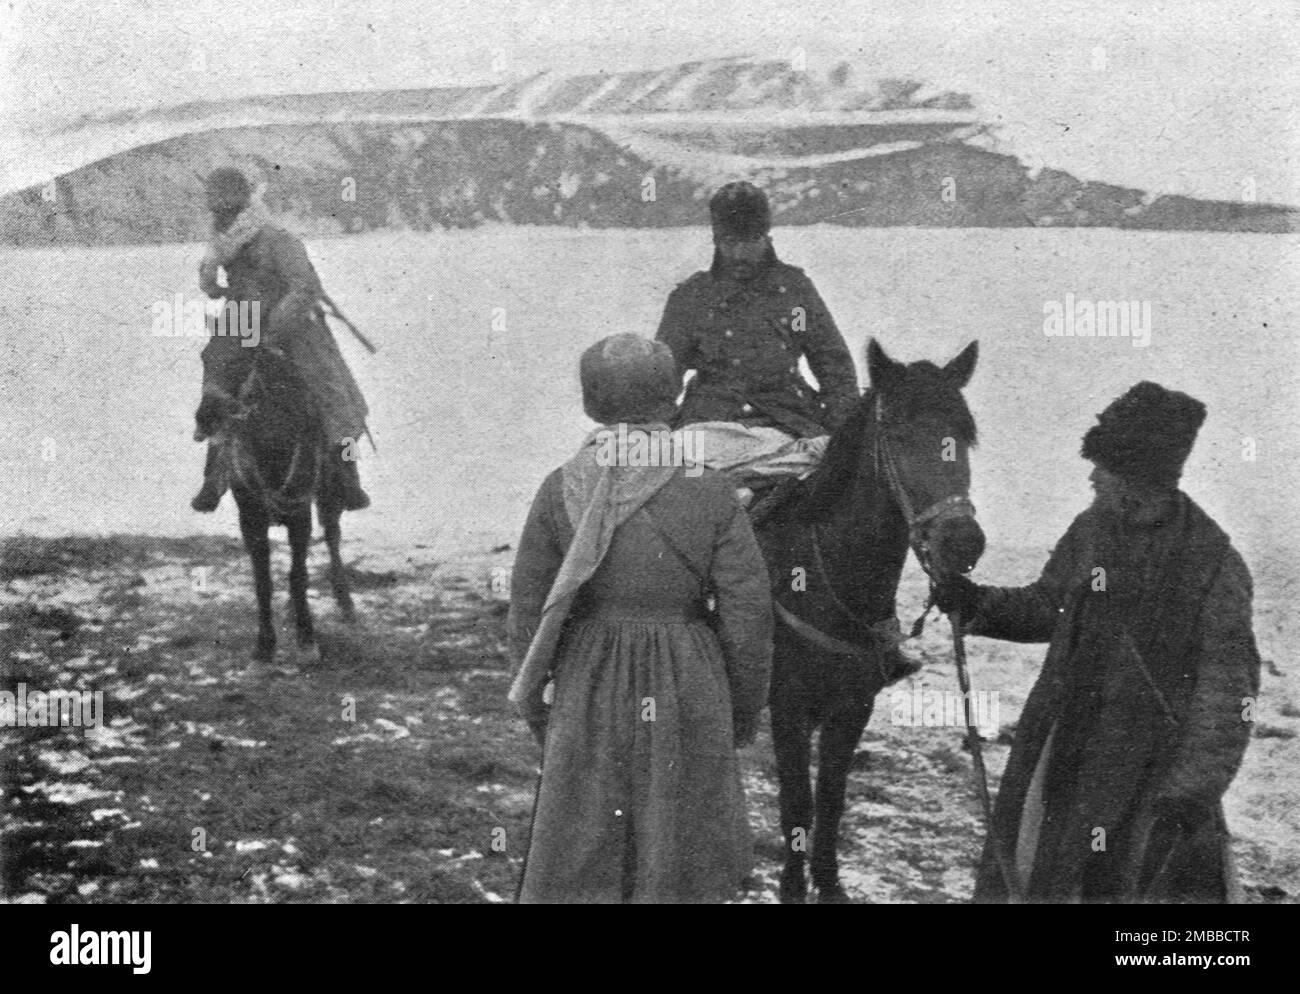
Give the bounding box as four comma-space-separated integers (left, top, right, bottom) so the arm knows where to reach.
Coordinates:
815, 884, 852, 904
243, 658, 272, 680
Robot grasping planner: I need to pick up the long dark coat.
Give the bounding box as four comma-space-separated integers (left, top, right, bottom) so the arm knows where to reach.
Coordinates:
201, 225, 368, 444
655, 251, 859, 438
508, 467, 773, 903
966, 495, 1260, 903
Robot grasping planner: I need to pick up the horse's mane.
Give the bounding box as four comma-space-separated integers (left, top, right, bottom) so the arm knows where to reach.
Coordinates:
801, 391, 876, 519
801, 362, 976, 520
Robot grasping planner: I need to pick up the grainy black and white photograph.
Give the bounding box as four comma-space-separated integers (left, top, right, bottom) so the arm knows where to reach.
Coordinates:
1, 0, 1297, 930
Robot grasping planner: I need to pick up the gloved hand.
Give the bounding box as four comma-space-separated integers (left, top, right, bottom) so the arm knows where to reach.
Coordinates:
932, 573, 984, 618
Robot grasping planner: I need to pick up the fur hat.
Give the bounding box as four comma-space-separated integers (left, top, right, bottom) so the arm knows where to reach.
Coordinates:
579, 334, 679, 424
709, 181, 771, 240
205, 168, 252, 212
1081, 381, 1206, 488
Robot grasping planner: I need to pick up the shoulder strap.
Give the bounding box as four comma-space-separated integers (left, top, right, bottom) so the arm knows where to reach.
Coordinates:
637, 506, 711, 596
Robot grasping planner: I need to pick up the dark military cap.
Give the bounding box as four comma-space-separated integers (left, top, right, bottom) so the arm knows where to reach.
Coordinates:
709, 181, 771, 240
1081, 381, 1207, 488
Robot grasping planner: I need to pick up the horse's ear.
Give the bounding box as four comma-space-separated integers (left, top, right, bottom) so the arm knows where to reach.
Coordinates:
866, 338, 904, 390
942, 341, 978, 389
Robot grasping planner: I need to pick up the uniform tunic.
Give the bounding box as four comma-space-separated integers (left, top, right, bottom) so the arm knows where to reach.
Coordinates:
655, 255, 859, 438
509, 467, 773, 903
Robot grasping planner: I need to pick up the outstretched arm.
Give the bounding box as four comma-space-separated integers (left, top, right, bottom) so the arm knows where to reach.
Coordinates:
956, 513, 1089, 643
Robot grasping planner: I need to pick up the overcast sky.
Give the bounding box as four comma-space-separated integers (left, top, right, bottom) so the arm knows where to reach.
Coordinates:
1, 0, 1296, 202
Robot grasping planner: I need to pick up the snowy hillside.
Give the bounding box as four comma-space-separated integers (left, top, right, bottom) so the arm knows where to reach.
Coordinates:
2, 57, 1294, 246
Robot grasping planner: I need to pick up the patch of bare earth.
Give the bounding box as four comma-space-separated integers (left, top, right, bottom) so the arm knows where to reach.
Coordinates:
1, 537, 1295, 903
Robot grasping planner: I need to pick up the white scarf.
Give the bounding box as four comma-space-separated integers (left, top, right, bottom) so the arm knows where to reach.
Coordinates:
198, 200, 269, 297
508, 424, 680, 718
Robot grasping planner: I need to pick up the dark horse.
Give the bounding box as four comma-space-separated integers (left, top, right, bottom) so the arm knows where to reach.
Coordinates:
756, 338, 984, 903
194, 341, 355, 663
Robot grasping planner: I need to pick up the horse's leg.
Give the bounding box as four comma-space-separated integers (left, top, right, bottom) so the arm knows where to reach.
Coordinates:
286, 507, 315, 648
237, 497, 276, 662
771, 677, 814, 905
810, 703, 874, 903
321, 498, 354, 621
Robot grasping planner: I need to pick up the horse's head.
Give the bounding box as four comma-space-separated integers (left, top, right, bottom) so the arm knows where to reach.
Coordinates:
864, 338, 984, 577
194, 340, 309, 444
193, 384, 246, 442
194, 335, 257, 442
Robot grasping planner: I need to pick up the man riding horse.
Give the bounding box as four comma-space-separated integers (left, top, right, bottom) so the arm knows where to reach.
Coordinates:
191, 167, 370, 513
655, 180, 919, 676
656, 181, 859, 504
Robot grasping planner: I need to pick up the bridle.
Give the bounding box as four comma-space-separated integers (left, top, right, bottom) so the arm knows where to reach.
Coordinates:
773, 392, 977, 664
871, 394, 977, 581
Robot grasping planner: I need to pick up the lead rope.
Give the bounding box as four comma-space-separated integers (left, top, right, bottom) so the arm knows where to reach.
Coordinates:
951, 606, 1021, 903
